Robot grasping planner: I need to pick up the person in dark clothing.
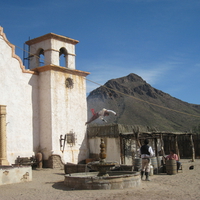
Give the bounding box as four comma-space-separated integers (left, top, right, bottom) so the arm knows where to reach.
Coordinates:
140, 139, 154, 181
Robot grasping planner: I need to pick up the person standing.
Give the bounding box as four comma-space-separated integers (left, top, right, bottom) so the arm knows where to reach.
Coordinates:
140, 139, 154, 181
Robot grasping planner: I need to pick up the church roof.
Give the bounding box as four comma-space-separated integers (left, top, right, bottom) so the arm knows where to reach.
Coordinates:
25, 33, 79, 45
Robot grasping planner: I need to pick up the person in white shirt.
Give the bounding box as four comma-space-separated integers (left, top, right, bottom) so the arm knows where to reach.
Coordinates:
140, 139, 154, 181
85, 108, 117, 125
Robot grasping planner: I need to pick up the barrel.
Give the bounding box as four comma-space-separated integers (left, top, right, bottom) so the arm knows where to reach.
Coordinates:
158, 156, 163, 166
166, 160, 177, 175
150, 157, 158, 174
149, 165, 154, 176
150, 157, 158, 168
133, 158, 141, 171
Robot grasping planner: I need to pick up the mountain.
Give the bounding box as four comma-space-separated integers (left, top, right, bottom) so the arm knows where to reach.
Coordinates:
86, 73, 200, 132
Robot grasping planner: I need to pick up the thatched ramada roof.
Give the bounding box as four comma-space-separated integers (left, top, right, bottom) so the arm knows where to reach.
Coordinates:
87, 123, 193, 139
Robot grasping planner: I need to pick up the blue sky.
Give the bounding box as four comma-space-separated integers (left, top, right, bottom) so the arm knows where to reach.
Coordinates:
1, 0, 200, 104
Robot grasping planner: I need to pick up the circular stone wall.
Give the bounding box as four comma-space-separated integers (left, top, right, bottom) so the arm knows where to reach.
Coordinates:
64, 171, 141, 190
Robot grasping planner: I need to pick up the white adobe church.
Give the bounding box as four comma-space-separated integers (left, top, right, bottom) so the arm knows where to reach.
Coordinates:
0, 26, 90, 167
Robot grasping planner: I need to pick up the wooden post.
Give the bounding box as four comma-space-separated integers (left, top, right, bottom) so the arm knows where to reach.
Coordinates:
168, 136, 172, 155
160, 133, 166, 165
190, 134, 195, 162
154, 138, 159, 174
160, 134, 165, 157
175, 135, 180, 160
120, 136, 124, 164
134, 131, 141, 148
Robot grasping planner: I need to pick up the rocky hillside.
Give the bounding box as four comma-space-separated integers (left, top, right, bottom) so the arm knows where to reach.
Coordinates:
87, 73, 200, 132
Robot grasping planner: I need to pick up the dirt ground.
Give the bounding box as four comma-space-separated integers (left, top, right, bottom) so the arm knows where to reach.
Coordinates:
0, 159, 199, 200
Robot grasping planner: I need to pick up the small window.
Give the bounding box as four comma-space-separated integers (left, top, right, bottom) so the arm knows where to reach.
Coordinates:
65, 78, 74, 89
59, 47, 68, 67
38, 49, 44, 67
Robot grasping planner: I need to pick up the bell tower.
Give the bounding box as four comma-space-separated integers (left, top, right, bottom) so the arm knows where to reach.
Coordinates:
26, 33, 79, 69
25, 33, 90, 167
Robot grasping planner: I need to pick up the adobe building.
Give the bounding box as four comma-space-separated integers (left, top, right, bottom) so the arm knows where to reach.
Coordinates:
0, 26, 90, 167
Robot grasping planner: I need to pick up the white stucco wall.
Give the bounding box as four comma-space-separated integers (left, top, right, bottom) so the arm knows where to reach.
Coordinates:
0, 27, 40, 164
38, 69, 88, 163
51, 71, 88, 163
0, 27, 88, 165
0, 166, 32, 185
38, 70, 52, 158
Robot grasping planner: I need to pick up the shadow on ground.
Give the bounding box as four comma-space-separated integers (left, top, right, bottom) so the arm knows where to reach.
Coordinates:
52, 181, 73, 191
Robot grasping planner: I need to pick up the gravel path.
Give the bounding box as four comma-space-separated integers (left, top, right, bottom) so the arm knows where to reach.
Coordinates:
0, 159, 199, 200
